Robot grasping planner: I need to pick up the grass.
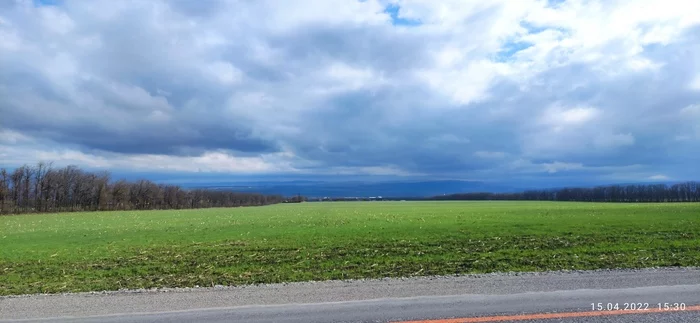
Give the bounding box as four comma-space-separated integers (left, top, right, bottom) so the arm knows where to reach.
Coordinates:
1, 201, 699, 296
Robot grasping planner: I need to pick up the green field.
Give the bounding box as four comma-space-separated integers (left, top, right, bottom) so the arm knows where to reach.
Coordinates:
1, 201, 699, 296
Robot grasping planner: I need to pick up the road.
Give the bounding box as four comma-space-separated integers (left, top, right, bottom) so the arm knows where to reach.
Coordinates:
1, 268, 699, 322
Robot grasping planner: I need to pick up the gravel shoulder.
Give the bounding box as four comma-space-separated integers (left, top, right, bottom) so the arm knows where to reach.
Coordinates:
1, 267, 699, 321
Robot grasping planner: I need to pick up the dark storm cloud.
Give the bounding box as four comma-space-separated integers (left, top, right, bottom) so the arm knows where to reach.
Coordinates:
267, 24, 434, 72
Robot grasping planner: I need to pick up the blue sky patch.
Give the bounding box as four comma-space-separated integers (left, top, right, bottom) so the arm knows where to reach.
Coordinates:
547, 0, 567, 8
520, 21, 549, 34
384, 4, 422, 26
33, 0, 62, 6
495, 41, 534, 62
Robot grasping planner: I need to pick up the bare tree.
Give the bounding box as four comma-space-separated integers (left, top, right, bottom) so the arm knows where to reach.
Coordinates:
1, 163, 284, 214
0, 168, 8, 214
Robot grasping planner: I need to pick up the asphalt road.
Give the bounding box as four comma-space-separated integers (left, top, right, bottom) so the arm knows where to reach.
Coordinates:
1, 268, 699, 323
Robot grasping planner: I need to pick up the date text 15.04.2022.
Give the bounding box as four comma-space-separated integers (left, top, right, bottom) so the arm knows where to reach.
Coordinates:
591, 303, 687, 311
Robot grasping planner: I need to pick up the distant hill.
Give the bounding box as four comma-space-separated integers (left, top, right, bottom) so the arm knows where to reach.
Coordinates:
183, 180, 520, 198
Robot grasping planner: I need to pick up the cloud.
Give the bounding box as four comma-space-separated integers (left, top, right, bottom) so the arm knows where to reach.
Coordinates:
542, 161, 584, 174
539, 105, 601, 130
648, 174, 670, 181
691, 75, 700, 91
0, 138, 295, 174
474, 151, 507, 159
0, 130, 33, 145
681, 104, 700, 115
204, 61, 244, 85
1, 0, 700, 185
593, 133, 635, 149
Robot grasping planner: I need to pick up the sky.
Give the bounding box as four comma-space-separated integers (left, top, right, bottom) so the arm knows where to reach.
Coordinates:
1, 0, 700, 186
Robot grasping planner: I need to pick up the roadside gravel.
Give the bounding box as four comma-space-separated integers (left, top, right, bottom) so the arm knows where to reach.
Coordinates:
1, 267, 699, 321
2, 266, 699, 299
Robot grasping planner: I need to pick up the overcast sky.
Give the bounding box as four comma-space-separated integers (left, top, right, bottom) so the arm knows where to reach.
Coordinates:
1, 0, 699, 185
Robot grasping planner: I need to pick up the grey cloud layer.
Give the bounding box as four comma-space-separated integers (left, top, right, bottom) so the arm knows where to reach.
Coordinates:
1, 0, 699, 182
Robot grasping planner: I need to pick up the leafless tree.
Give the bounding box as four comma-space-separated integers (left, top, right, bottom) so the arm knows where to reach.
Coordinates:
0, 163, 288, 215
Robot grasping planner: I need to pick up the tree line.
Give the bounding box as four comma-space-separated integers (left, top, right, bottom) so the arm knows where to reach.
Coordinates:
431, 182, 700, 202
0, 163, 285, 215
